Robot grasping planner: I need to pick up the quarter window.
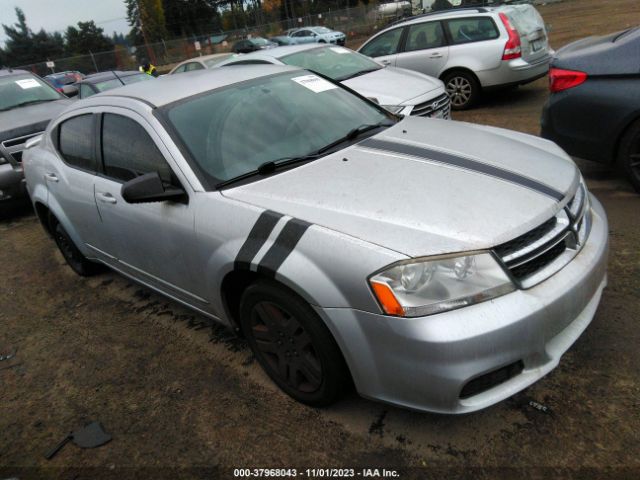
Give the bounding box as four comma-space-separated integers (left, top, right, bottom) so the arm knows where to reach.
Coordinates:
58, 114, 95, 171
405, 22, 446, 52
359, 28, 403, 57
446, 17, 499, 45
101, 114, 172, 183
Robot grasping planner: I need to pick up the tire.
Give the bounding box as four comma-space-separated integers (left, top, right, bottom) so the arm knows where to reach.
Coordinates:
239, 280, 350, 406
53, 221, 102, 276
616, 119, 640, 193
443, 70, 480, 110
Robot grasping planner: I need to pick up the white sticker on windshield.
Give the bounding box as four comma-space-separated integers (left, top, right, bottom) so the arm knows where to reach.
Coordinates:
329, 47, 350, 54
291, 75, 337, 93
15, 79, 40, 89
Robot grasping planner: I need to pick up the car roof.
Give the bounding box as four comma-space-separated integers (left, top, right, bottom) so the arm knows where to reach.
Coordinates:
80, 70, 143, 84
173, 53, 234, 67
0, 69, 30, 78
229, 43, 336, 61
91, 64, 301, 107
386, 7, 497, 29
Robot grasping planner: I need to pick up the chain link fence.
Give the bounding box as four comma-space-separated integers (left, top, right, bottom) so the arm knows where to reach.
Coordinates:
16, 0, 556, 76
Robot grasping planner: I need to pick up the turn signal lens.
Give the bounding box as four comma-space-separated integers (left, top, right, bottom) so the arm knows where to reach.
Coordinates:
370, 281, 405, 316
549, 68, 588, 93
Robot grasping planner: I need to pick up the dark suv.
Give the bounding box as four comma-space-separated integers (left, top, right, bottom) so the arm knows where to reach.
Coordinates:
0, 69, 72, 206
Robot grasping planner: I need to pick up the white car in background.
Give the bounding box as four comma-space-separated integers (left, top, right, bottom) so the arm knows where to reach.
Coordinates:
218, 44, 450, 118
286, 26, 346, 46
358, 4, 552, 109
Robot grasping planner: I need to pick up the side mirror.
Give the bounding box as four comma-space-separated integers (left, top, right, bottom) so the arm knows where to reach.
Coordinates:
121, 172, 186, 204
62, 85, 79, 98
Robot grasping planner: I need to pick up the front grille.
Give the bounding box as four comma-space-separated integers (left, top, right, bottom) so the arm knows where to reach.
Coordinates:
411, 94, 451, 119
460, 361, 524, 399
493, 183, 590, 288
0, 131, 43, 165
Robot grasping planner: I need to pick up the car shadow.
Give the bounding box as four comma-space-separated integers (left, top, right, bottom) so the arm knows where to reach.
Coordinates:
0, 198, 34, 223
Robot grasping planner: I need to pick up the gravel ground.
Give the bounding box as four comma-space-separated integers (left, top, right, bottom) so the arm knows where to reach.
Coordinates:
1, 1, 640, 479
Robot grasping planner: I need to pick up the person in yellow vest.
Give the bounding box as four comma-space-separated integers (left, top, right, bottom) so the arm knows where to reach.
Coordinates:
139, 59, 159, 77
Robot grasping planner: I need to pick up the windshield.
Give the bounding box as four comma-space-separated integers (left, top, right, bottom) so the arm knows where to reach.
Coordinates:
164, 71, 392, 186
204, 54, 235, 68
0, 74, 62, 111
281, 46, 381, 81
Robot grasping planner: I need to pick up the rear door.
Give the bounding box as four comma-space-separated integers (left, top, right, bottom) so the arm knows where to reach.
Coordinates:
46, 112, 103, 249
92, 109, 207, 306
395, 20, 449, 77
358, 27, 405, 67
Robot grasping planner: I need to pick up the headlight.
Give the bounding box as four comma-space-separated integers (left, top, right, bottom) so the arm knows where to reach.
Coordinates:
369, 253, 515, 317
381, 105, 404, 114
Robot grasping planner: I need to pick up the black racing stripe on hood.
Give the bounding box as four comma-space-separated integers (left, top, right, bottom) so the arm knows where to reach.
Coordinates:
257, 218, 311, 278
360, 138, 565, 201
234, 210, 283, 270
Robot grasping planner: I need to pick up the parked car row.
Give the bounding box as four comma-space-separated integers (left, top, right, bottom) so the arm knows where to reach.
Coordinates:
3, 3, 636, 416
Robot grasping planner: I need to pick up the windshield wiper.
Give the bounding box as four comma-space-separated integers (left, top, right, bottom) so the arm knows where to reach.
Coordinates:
0, 99, 55, 112
337, 68, 381, 81
216, 121, 393, 189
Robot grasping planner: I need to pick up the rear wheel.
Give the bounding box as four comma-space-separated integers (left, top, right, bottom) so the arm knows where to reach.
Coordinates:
443, 70, 480, 110
239, 280, 350, 406
53, 222, 102, 276
617, 119, 640, 192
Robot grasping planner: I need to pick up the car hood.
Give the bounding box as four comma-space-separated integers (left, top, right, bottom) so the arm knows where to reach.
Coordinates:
0, 99, 72, 143
343, 67, 443, 106
222, 117, 579, 257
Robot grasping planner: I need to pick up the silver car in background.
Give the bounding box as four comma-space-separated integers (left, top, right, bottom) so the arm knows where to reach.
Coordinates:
24, 66, 608, 414
286, 26, 346, 46
358, 5, 553, 109
218, 44, 450, 118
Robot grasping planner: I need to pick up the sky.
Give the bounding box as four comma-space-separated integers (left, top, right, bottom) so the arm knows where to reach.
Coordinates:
0, 0, 130, 45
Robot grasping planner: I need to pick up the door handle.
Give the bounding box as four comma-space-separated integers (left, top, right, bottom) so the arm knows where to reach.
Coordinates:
430, 53, 444, 59
98, 192, 117, 204
44, 173, 59, 183
380, 59, 391, 65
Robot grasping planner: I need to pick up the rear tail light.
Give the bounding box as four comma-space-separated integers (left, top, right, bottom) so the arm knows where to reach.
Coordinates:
499, 12, 522, 60
549, 68, 588, 93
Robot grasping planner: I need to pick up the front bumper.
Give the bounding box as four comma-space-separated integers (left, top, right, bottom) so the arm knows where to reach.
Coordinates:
0, 163, 27, 202
316, 195, 608, 414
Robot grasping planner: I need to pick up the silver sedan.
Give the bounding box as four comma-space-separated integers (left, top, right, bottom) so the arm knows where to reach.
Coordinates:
218, 44, 451, 119
23, 65, 608, 413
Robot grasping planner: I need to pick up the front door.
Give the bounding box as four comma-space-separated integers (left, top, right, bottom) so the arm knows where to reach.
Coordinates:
358, 27, 405, 67
92, 109, 207, 306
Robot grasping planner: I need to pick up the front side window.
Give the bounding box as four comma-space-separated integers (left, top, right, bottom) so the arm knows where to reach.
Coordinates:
405, 22, 446, 52
94, 78, 124, 92
185, 62, 205, 72
173, 64, 187, 74
0, 74, 63, 111
101, 113, 172, 183
121, 73, 153, 85
446, 17, 499, 45
359, 28, 403, 58
164, 71, 392, 186
282, 46, 381, 81
58, 114, 95, 171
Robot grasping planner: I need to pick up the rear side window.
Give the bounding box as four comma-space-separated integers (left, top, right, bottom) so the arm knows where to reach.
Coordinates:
446, 17, 499, 45
360, 28, 404, 57
58, 114, 95, 171
101, 113, 172, 183
405, 21, 446, 52
185, 62, 204, 72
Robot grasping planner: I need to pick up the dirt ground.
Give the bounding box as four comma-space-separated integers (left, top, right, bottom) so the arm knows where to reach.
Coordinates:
2, 1, 640, 479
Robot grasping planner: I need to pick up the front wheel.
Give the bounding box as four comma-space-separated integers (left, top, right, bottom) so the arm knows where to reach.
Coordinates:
443, 71, 480, 110
617, 119, 640, 192
239, 281, 350, 406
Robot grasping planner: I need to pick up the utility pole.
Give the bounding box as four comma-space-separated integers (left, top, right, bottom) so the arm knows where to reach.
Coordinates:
136, 0, 157, 65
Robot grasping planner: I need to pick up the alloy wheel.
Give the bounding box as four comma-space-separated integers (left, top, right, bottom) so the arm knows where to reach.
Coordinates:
446, 76, 473, 108
249, 301, 323, 393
